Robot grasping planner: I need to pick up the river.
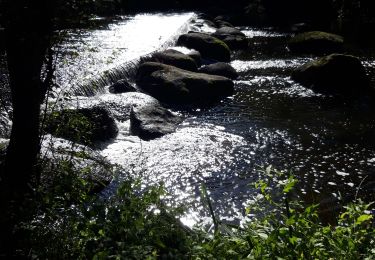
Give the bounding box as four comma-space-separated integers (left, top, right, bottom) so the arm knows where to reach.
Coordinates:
1, 12, 374, 226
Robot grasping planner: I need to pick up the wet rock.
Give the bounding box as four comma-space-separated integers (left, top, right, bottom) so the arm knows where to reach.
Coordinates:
187, 50, 202, 67
176, 32, 231, 62
288, 31, 344, 54
46, 106, 118, 146
130, 102, 183, 141
215, 20, 234, 28
147, 49, 198, 71
292, 54, 371, 96
198, 62, 239, 80
213, 16, 232, 24
96, 92, 160, 122
212, 26, 248, 49
136, 62, 234, 105
108, 79, 136, 94
204, 19, 217, 28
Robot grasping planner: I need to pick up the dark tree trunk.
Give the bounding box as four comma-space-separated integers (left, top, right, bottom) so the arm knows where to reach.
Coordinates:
0, 0, 53, 256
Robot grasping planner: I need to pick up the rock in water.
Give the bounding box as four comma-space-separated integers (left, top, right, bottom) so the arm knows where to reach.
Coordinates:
136, 62, 234, 105
46, 107, 118, 146
176, 32, 231, 62
109, 79, 136, 94
130, 102, 183, 141
147, 49, 198, 71
292, 54, 371, 96
215, 20, 234, 28
198, 62, 239, 80
288, 31, 344, 54
212, 27, 248, 49
186, 50, 202, 67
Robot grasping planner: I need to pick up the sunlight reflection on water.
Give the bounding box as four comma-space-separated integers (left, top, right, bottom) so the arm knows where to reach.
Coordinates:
45, 17, 375, 227
55, 13, 195, 89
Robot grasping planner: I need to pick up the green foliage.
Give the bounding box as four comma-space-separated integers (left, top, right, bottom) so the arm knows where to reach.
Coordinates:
71, 182, 192, 259
44, 107, 117, 147
192, 166, 375, 259
20, 164, 375, 259
26, 153, 192, 259
46, 109, 94, 145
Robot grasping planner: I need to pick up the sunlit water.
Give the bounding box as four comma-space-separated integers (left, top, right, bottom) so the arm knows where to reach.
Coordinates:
98, 21, 374, 225
55, 13, 195, 92
1, 14, 375, 227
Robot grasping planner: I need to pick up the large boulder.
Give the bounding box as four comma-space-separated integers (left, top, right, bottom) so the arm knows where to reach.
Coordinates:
136, 62, 234, 104
212, 27, 248, 49
292, 54, 371, 96
288, 31, 344, 54
130, 102, 183, 141
146, 49, 198, 71
46, 107, 118, 146
198, 62, 239, 80
176, 32, 231, 62
108, 79, 136, 94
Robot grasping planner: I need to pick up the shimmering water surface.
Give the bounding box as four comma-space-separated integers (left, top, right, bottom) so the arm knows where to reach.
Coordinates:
1, 13, 375, 226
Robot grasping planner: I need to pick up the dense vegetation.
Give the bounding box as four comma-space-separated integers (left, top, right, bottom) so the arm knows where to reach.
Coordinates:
13, 164, 375, 258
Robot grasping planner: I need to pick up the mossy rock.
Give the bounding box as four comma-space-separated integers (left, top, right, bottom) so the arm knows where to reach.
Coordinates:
176, 32, 231, 62
136, 62, 234, 105
45, 107, 118, 146
212, 27, 248, 49
289, 31, 344, 54
292, 54, 371, 96
198, 62, 239, 80
145, 49, 198, 71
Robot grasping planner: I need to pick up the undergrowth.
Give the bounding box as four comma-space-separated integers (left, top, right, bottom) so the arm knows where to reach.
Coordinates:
19, 163, 375, 259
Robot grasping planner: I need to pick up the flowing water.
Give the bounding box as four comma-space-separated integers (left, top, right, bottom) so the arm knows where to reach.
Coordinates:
1, 12, 375, 226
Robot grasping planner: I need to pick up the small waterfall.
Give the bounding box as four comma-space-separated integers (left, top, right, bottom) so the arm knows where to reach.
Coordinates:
61, 13, 196, 97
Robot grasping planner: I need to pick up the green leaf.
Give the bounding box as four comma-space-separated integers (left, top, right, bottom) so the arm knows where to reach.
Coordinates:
283, 176, 297, 194
356, 214, 373, 224
289, 236, 298, 245
258, 233, 268, 239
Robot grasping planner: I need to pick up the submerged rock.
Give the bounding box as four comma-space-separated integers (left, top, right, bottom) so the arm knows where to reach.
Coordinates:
292, 54, 371, 96
130, 102, 183, 141
46, 107, 118, 146
109, 79, 136, 94
288, 31, 344, 54
176, 32, 231, 62
136, 62, 234, 104
198, 62, 239, 80
212, 27, 248, 49
146, 49, 198, 71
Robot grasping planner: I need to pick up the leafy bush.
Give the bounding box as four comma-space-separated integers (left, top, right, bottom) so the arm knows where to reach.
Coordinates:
21, 165, 375, 259
192, 166, 375, 259
28, 159, 193, 259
